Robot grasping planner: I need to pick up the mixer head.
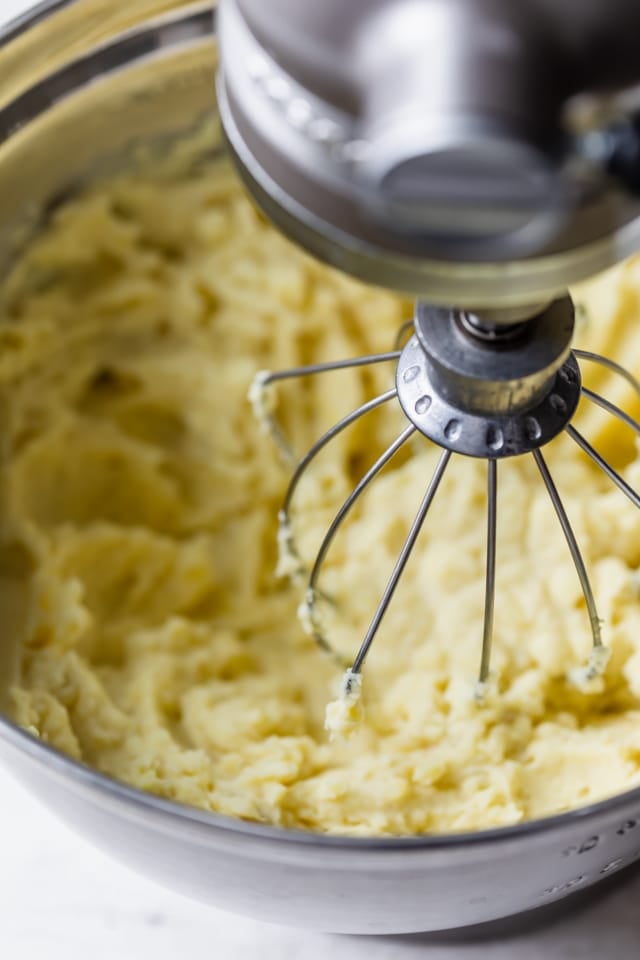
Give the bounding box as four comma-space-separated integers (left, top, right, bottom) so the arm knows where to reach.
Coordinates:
218, 0, 640, 306
219, 0, 640, 720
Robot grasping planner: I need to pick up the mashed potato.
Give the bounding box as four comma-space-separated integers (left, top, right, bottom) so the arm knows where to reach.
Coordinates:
4, 136, 640, 836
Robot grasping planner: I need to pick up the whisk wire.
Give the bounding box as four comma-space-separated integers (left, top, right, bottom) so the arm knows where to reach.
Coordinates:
394, 320, 415, 350
282, 388, 398, 519
309, 425, 417, 594
533, 447, 603, 653
566, 424, 640, 510
261, 351, 401, 385
478, 459, 497, 687
573, 349, 640, 398
581, 387, 640, 435
350, 449, 452, 675
252, 350, 401, 466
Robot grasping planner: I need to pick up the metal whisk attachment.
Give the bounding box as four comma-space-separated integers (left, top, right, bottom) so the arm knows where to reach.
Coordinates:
250, 296, 640, 727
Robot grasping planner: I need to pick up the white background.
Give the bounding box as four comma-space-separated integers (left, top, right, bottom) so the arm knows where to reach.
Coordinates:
3, 1, 640, 957
3, 767, 640, 960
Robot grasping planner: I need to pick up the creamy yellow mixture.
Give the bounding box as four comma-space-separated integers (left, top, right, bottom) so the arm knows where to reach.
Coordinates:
4, 142, 640, 836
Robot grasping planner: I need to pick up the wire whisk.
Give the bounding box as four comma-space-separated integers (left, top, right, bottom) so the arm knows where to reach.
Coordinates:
250, 299, 640, 733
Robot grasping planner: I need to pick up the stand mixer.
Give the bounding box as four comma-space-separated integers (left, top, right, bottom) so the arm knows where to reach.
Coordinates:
217, 0, 640, 715
8, 0, 640, 934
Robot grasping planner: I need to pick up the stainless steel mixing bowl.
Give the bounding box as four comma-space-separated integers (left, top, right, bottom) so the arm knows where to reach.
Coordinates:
2, 0, 640, 937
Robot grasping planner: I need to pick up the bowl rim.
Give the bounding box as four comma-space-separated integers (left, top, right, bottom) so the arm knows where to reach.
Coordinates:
0, 0, 71, 46
3, 709, 640, 851
2, 0, 640, 855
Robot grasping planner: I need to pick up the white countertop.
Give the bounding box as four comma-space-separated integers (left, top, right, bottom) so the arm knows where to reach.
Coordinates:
2, 1, 640, 957
2, 762, 640, 960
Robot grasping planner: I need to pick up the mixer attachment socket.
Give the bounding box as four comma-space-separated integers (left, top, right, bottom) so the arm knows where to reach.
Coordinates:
397, 299, 580, 458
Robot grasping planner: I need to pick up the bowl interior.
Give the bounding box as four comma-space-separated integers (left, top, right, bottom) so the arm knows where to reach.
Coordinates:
3, 2, 640, 870
0, 7, 218, 714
